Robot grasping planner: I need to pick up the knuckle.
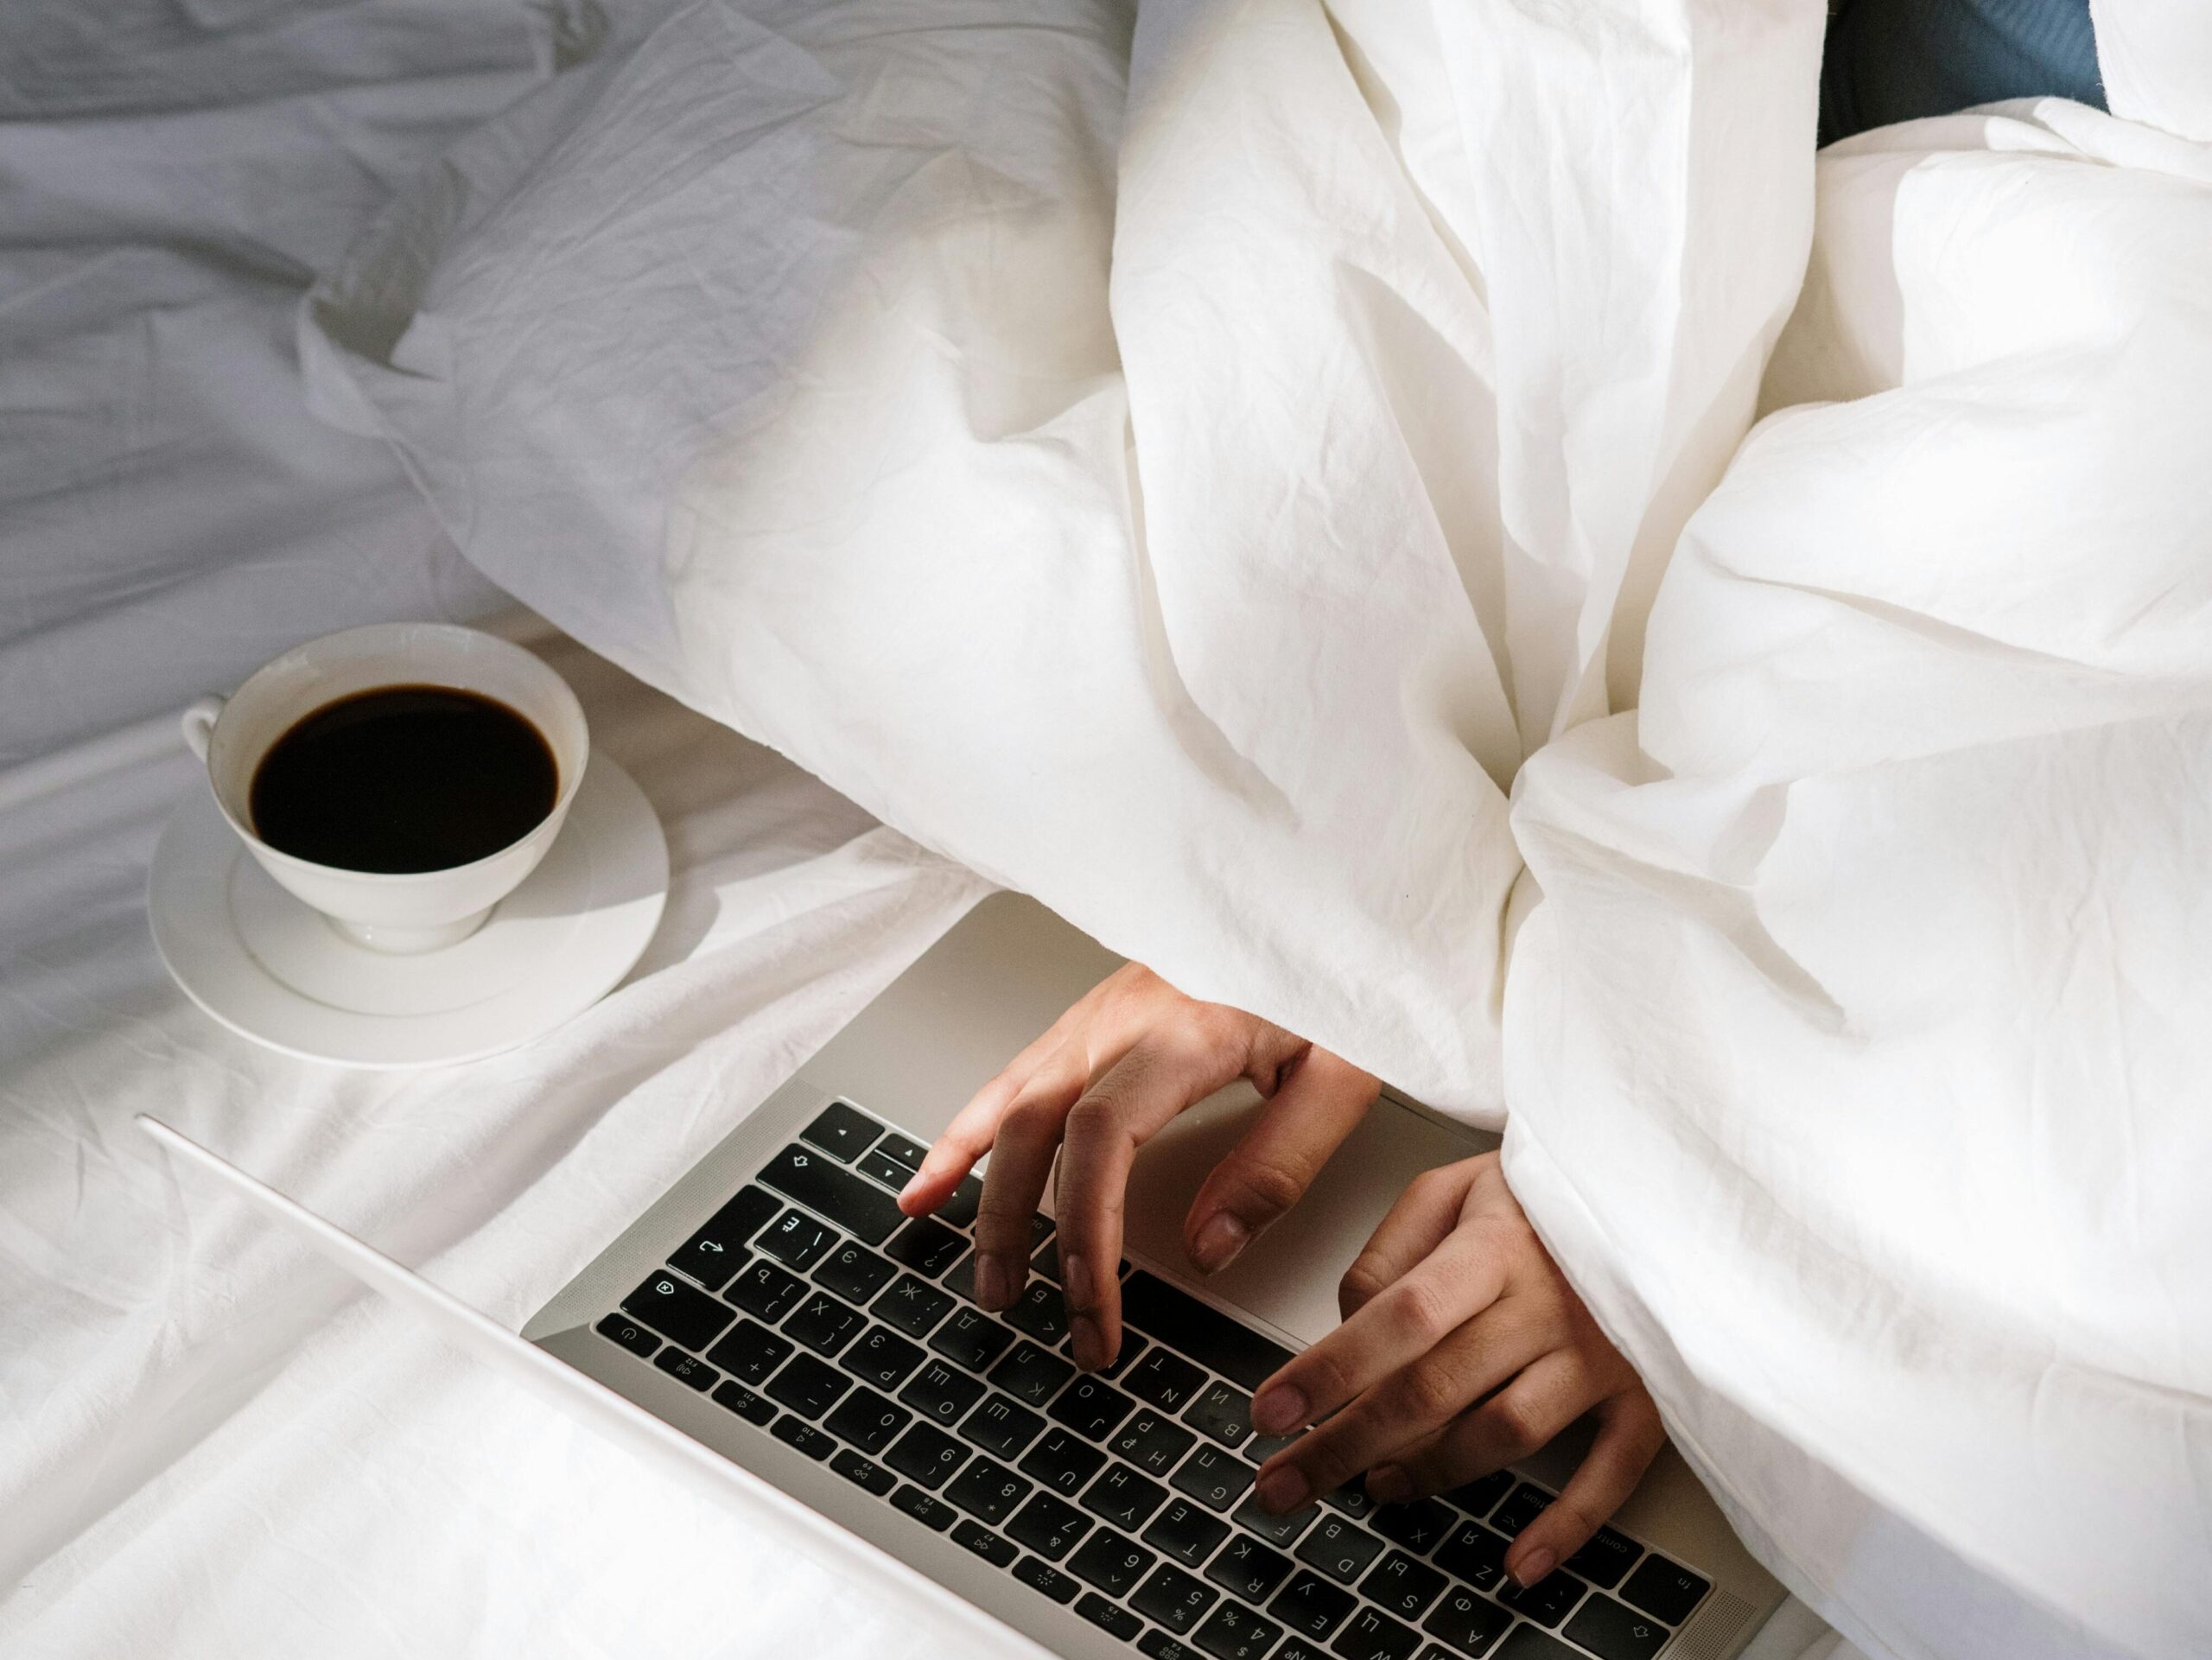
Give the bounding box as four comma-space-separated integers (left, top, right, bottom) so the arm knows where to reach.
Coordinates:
1338, 1256, 1389, 1311
1393, 1279, 1457, 1345
1392, 1361, 1465, 1425
1485, 1393, 1546, 1453
1228, 1154, 1307, 1220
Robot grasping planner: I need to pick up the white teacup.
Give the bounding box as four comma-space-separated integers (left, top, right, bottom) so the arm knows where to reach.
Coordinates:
181, 623, 589, 954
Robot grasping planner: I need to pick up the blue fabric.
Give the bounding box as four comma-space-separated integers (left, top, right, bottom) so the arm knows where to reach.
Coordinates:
1821, 0, 2106, 144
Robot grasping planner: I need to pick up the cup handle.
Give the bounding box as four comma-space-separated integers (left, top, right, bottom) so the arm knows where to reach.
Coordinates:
181, 695, 226, 760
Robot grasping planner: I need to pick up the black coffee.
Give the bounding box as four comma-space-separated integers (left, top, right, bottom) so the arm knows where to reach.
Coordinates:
249, 685, 558, 874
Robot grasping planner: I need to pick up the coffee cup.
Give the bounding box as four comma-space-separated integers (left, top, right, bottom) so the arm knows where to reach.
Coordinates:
180, 623, 589, 953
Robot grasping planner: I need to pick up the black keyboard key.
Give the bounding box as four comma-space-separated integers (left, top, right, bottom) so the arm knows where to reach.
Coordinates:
1030, 1237, 1063, 1283
1143, 1496, 1231, 1567
1205, 1532, 1293, 1601
595, 1313, 658, 1358
705, 1320, 793, 1388
1182, 1380, 1254, 1451
1563, 1526, 1639, 1590
1007, 1491, 1093, 1561
760, 1143, 906, 1244
1141, 1633, 1202, 1660
652, 1348, 716, 1390
801, 1101, 881, 1162
1080, 1460, 1171, 1531
1190, 1600, 1283, 1660
872, 1273, 955, 1338
1618, 1555, 1708, 1625
1373, 1499, 1456, 1556
728, 1258, 808, 1322
858, 1148, 912, 1190
1020, 1426, 1107, 1497
1173, 1443, 1256, 1511
1422, 1587, 1513, 1657
1133, 1561, 1220, 1635
937, 1174, 986, 1229
899, 1358, 987, 1426
1050, 1375, 1136, 1441
1076, 1593, 1144, 1643
945, 1454, 1033, 1526
952, 1519, 1020, 1568
960, 1392, 1046, 1460
711, 1378, 777, 1426
622, 1271, 736, 1352
1235, 1490, 1320, 1547
1443, 1472, 1513, 1517
1494, 1629, 1578, 1660
1274, 1644, 1328, 1660
842, 1325, 927, 1391
1122, 1271, 1293, 1390
1324, 1483, 1376, 1520
784, 1290, 865, 1357
1112, 1409, 1198, 1477
875, 1131, 930, 1173
1067, 1527, 1156, 1598
1297, 1515, 1385, 1585
1126, 1348, 1208, 1415
755, 1207, 837, 1271
930, 1306, 1016, 1371
887, 1421, 969, 1489
1433, 1522, 1509, 1593
1095, 1330, 1149, 1382
1561, 1593, 1670, 1660
1334, 1606, 1421, 1660
1005, 1279, 1069, 1345
1243, 1430, 1302, 1466
812, 1241, 899, 1305
824, 1386, 912, 1455
669, 1183, 780, 1285
1498, 1568, 1585, 1627
771, 1415, 835, 1460
1014, 1555, 1083, 1605
1489, 1485, 1551, 1541
990, 1340, 1075, 1407
1030, 1212, 1056, 1247
766, 1352, 850, 1418
887, 1217, 969, 1276
942, 1255, 979, 1302
893, 1483, 958, 1530
1363, 1551, 1448, 1619
831, 1448, 898, 1497
1269, 1569, 1356, 1640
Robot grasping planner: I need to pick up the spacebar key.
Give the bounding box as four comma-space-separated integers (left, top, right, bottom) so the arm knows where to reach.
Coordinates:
1120, 1272, 1294, 1391
760, 1143, 906, 1244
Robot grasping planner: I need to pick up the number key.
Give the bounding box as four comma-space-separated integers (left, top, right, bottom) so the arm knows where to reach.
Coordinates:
1131, 1561, 1218, 1635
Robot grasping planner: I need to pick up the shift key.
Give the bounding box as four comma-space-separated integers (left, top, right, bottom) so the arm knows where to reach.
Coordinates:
760, 1143, 906, 1244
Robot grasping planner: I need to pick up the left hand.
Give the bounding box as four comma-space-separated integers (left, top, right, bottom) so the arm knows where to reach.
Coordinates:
1247, 1151, 1664, 1588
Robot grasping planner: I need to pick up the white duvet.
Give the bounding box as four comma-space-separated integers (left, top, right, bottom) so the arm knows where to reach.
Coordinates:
306, 2, 2212, 1656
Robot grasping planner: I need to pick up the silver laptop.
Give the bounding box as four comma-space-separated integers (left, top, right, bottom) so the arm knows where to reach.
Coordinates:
145, 892, 1783, 1660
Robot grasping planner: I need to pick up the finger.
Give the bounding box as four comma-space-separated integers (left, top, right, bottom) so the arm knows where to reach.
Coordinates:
900, 980, 1105, 1216
1182, 1045, 1377, 1274
1334, 1161, 1478, 1321
1504, 1390, 1666, 1588
1251, 1296, 1538, 1511
1056, 1025, 1244, 1369
1366, 1348, 1598, 1514
1253, 1217, 1506, 1437
967, 1051, 1091, 1310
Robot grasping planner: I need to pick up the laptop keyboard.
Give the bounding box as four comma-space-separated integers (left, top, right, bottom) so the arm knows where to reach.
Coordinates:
594, 1099, 1713, 1660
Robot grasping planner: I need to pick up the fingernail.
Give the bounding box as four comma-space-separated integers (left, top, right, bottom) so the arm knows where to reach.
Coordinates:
974, 1253, 1010, 1310
1251, 1385, 1306, 1434
1191, 1212, 1249, 1274
1071, 1313, 1109, 1371
1364, 1465, 1412, 1504
1062, 1251, 1095, 1309
1510, 1547, 1555, 1588
1256, 1466, 1308, 1513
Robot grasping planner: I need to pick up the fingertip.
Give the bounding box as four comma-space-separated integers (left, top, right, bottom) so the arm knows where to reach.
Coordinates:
1188, 1210, 1249, 1275
1506, 1543, 1557, 1589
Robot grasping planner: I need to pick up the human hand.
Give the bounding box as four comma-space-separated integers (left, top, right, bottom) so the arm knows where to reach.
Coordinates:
898, 963, 1379, 1371
1247, 1152, 1663, 1588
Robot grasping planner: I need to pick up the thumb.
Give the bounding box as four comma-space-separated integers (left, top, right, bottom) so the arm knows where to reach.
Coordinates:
1183, 1046, 1379, 1273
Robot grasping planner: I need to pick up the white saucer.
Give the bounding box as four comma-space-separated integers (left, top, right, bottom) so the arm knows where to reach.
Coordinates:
149, 750, 668, 1069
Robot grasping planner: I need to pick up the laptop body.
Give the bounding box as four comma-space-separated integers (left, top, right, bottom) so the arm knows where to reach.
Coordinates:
144, 891, 1784, 1660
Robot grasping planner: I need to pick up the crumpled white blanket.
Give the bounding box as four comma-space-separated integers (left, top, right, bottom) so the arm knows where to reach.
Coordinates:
302, 1, 2212, 1656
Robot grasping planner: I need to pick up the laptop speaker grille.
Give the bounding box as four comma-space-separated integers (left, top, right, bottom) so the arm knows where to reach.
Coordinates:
1665, 1587, 1755, 1660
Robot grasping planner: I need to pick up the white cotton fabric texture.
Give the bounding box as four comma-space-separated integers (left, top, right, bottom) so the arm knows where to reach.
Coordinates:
302, 2, 2212, 1657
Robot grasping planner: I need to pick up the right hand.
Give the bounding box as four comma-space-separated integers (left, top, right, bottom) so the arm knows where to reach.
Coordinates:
898, 963, 1379, 1371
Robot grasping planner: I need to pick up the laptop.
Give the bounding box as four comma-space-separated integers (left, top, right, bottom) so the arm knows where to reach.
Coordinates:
143, 891, 1785, 1660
